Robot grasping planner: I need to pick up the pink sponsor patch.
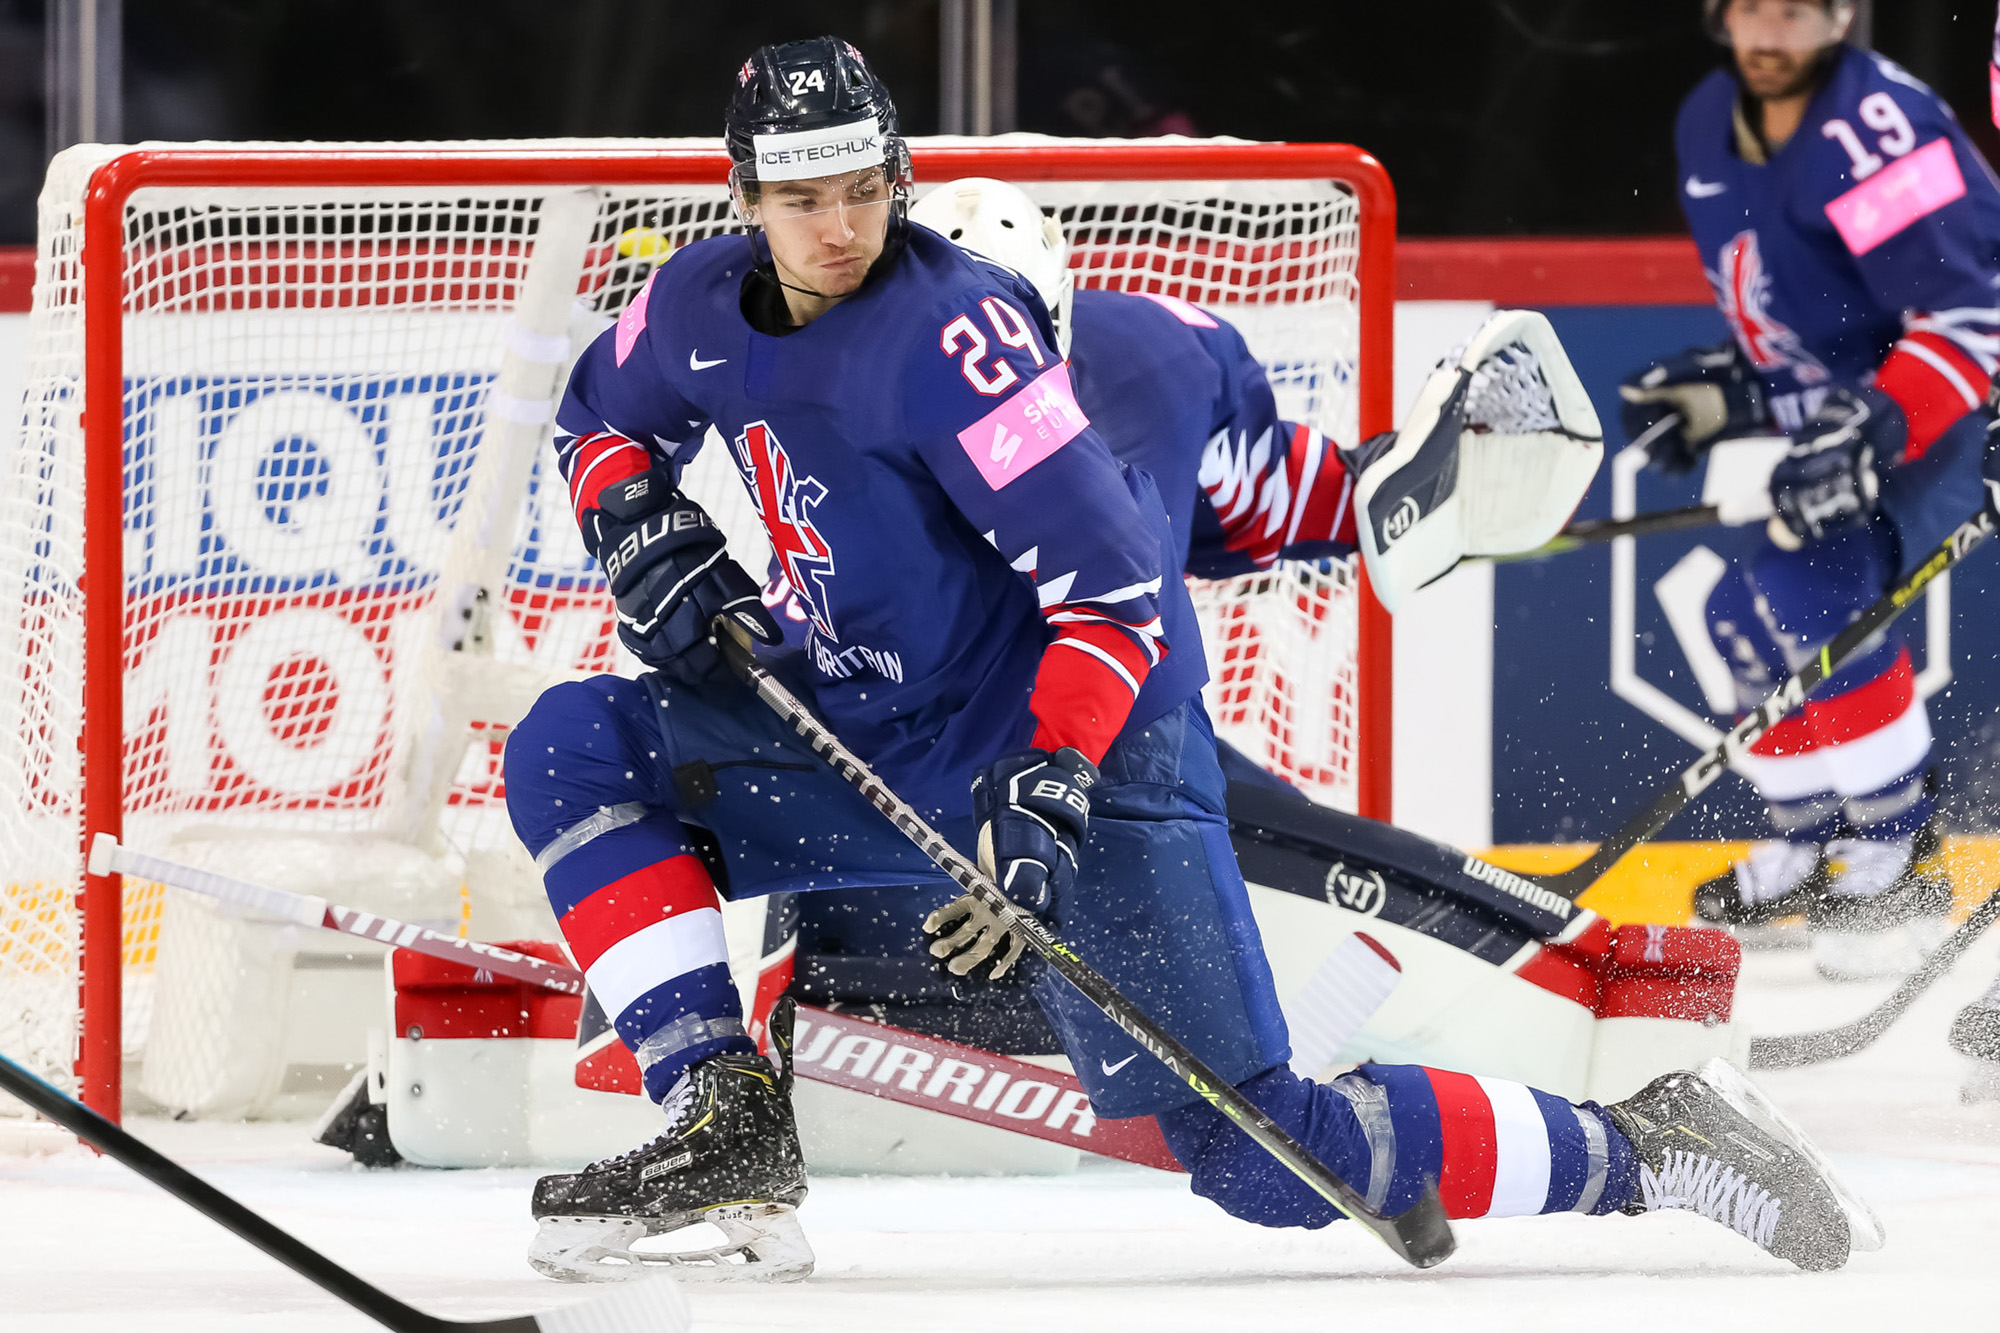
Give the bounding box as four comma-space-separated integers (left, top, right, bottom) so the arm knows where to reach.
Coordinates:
957, 363, 1090, 490
614, 268, 658, 367
1136, 290, 1220, 328
1824, 137, 1966, 256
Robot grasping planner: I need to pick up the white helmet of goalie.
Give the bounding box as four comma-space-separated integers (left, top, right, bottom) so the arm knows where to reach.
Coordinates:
910, 177, 1074, 357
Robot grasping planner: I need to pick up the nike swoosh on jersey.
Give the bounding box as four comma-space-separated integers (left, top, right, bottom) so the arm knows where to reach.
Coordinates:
1100, 1053, 1138, 1076
1685, 176, 1728, 198
690, 351, 728, 370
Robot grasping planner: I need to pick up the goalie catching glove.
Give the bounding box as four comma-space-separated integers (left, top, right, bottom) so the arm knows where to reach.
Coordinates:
1349, 309, 1604, 612
924, 746, 1098, 981
584, 467, 780, 682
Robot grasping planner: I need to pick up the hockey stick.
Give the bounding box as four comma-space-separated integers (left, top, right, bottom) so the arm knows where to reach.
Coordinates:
0, 1052, 686, 1333
1532, 506, 1997, 902
712, 623, 1455, 1270
1500, 503, 1721, 561
1748, 884, 2000, 1069
87, 835, 584, 994
92, 835, 1188, 1171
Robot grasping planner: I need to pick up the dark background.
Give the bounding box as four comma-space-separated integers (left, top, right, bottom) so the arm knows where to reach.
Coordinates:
2, 1, 1997, 244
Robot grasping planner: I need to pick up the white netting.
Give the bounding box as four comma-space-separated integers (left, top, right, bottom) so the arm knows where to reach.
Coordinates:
0, 137, 1376, 1110
1460, 340, 1564, 435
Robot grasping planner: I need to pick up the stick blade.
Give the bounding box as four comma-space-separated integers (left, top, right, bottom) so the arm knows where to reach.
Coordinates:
528, 1277, 689, 1333
1378, 1181, 1455, 1269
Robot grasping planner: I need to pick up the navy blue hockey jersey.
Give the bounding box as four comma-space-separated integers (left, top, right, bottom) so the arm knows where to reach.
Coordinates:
553, 226, 1207, 818
1676, 45, 2000, 453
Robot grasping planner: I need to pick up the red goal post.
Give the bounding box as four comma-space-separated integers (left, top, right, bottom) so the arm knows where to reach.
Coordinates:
35, 139, 1395, 1122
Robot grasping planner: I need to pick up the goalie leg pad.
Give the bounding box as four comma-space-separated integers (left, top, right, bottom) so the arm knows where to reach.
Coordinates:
1156, 1062, 1637, 1229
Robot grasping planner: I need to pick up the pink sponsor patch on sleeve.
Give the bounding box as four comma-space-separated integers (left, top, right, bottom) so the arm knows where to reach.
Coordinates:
1135, 290, 1220, 328
614, 268, 658, 367
1824, 137, 1967, 256
956, 363, 1091, 490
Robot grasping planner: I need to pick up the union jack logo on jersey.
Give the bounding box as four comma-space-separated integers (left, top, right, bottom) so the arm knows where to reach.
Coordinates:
733, 421, 837, 639
1711, 229, 1830, 385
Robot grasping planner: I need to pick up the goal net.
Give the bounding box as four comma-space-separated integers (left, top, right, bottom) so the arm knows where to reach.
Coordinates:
0, 137, 1392, 1121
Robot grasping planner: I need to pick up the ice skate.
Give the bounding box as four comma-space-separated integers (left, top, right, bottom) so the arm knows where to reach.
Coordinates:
529, 1004, 812, 1283
1692, 841, 1826, 949
1947, 981, 2000, 1105
1606, 1058, 1880, 1271
1807, 827, 1953, 983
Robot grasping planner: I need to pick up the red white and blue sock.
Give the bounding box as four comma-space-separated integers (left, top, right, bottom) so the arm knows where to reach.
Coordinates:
537, 804, 754, 1102
1157, 1062, 1636, 1229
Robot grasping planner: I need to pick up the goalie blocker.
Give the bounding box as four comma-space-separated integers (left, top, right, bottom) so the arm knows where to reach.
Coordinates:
1352, 310, 1604, 610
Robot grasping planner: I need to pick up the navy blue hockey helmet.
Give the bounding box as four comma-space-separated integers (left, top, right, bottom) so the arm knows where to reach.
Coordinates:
724, 37, 913, 221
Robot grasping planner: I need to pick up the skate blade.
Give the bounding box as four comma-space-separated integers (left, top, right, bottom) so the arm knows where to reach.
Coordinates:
1959, 1061, 2000, 1107
529, 1203, 815, 1284
1696, 1057, 1884, 1252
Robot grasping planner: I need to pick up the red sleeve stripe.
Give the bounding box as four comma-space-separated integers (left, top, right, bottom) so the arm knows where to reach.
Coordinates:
1028, 646, 1143, 762
569, 435, 651, 521
1046, 611, 1165, 666
1280, 425, 1323, 548
1895, 331, 1984, 405
1876, 331, 1989, 459
1281, 423, 1356, 552
1049, 619, 1156, 698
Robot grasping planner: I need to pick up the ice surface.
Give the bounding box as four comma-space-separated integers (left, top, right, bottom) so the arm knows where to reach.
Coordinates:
4, 932, 1997, 1332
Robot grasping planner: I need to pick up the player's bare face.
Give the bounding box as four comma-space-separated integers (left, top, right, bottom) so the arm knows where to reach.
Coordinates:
756, 168, 892, 323
1724, 0, 1844, 100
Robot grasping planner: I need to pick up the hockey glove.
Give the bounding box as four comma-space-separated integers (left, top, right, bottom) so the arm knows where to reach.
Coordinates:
924, 746, 1098, 981
584, 468, 780, 683
1769, 387, 1902, 546
1619, 339, 1768, 474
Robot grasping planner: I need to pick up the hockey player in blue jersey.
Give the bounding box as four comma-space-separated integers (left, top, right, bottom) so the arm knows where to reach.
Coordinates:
1621, 0, 1997, 980
755, 175, 1357, 666
506, 36, 1860, 1284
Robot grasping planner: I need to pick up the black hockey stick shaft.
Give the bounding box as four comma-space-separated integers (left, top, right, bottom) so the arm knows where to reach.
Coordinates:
1505, 504, 1721, 561
1748, 884, 2000, 1069
714, 625, 1454, 1269
1535, 507, 1996, 902
0, 1054, 520, 1332
0, 1055, 682, 1331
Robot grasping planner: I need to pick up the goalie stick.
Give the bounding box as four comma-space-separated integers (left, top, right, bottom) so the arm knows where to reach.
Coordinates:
87, 835, 584, 993
89, 834, 1191, 1171
710, 620, 1456, 1271
1748, 884, 2000, 1069
0, 1052, 686, 1333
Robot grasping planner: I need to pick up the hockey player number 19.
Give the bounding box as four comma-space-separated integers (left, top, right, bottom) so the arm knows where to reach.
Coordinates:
1823, 93, 1918, 182
941, 298, 1049, 396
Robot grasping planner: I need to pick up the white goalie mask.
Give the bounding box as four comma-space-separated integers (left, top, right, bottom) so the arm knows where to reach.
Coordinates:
910, 177, 1074, 358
